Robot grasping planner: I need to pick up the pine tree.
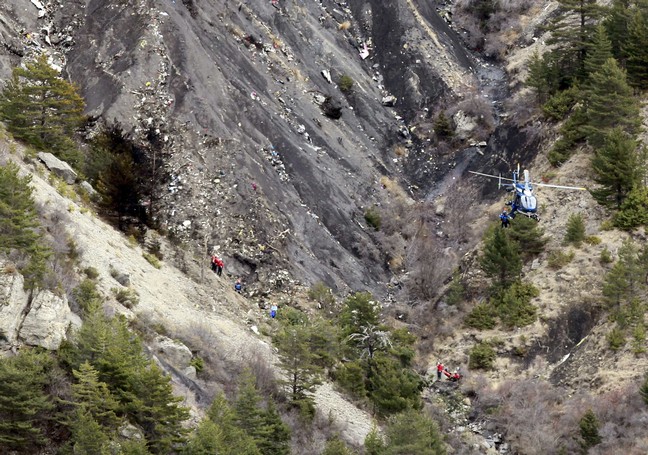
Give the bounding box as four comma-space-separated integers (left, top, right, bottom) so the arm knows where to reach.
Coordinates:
206, 393, 261, 455
368, 354, 422, 415
526, 49, 553, 104
584, 24, 613, 81
0, 349, 54, 451
623, 10, 648, 89
364, 424, 385, 455
384, 409, 446, 455
0, 162, 50, 289
70, 410, 112, 455
581, 59, 641, 149
322, 435, 356, 455
615, 185, 648, 229
433, 112, 453, 139
275, 325, 323, 412
339, 292, 381, 337
71, 361, 121, 432
564, 213, 586, 246
259, 402, 291, 455
579, 409, 602, 449
127, 362, 190, 454
605, 0, 632, 61
0, 54, 85, 166
545, 0, 604, 84
185, 419, 224, 455
590, 128, 640, 208
480, 225, 522, 289
507, 216, 547, 259
96, 152, 142, 230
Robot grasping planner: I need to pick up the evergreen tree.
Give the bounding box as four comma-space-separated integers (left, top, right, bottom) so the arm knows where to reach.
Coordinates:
71, 361, 121, 432
364, 424, 385, 455
526, 49, 551, 103
184, 419, 224, 455
206, 393, 261, 455
581, 59, 641, 149
507, 216, 547, 259
0, 162, 50, 289
275, 325, 323, 412
120, 439, 152, 455
480, 225, 522, 289
564, 213, 586, 246
96, 152, 143, 230
0, 349, 54, 451
339, 292, 381, 337
624, 10, 648, 89
605, 0, 632, 62
601, 238, 646, 308
384, 409, 446, 455
127, 362, 190, 454
584, 24, 613, 81
579, 409, 602, 449
70, 410, 112, 455
615, 185, 648, 229
590, 128, 640, 208
259, 401, 291, 455
368, 354, 422, 415
0, 54, 85, 165
433, 112, 453, 139
322, 435, 356, 455
545, 0, 604, 84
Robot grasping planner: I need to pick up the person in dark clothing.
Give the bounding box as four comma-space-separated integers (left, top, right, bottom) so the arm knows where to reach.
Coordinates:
234, 278, 243, 293
500, 209, 510, 228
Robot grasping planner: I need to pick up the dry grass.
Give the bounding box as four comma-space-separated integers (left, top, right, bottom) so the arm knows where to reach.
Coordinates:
338, 21, 351, 31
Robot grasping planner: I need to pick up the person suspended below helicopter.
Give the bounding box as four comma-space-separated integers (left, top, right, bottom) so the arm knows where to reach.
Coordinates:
500, 209, 510, 228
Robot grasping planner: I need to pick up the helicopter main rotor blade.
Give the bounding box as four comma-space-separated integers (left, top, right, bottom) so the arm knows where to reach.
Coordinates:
533, 182, 588, 191
468, 171, 516, 182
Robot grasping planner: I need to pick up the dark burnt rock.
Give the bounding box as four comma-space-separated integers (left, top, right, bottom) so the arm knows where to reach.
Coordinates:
321, 96, 343, 119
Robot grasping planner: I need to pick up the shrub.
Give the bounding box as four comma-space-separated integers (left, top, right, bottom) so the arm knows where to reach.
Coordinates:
542, 87, 578, 121
143, 252, 162, 269
364, 206, 381, 231
600, 247, 613, 264
585, 235, 601, 245
493, 281, 539, 328
469, 342, 496, 370
307, 282, 335, 308
607, 326, 625, 351
113, 287, 140, 309
83, 267, 99, 279
465, 303, 497, 330
338, 75, 354, 92
632, 324, 646, 355
190, 356, 204, 372
614, 186, 648, 230
564, 213, 586, 246
547, 250, 575, 269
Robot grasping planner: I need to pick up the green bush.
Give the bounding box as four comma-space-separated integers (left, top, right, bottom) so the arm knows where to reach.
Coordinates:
143, 252, 162, 269
564, 213, 586, 246
607, 326, 625, 351
190, 356, 204, 372
83, 267, 100, 279
338, 75, 354, 92
542, 87, 578, 121
493, 282, 539, 329
469, 342, 496, 370
585, 235, 601, 245
548, 250, 575, 269
307, 282, 335, 308
614, 186, 648, 230
113, 287, 140, 309
600, 247, 613, 264
464, 303, 497, 330
364, 206, 381, 231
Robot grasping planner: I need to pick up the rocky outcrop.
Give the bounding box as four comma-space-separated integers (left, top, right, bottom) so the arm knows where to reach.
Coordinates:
37, 152, 78, 184
0, 264, 79, 350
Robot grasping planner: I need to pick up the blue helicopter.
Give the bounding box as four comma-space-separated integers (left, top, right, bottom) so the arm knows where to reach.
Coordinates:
469, 166, 586, 221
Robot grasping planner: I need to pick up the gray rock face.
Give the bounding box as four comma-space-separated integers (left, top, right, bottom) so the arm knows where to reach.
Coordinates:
152, 335, 193, 370
37, 152, 78, 184
20, 290, 76, 350
0, 263, 77, 350
0, 268, 29, 345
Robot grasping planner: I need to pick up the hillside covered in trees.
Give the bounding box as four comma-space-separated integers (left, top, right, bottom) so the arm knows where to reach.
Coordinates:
1, 0, 648, 454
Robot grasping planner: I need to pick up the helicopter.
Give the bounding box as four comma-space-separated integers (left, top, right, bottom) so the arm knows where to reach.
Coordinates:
469, 166, 586, 221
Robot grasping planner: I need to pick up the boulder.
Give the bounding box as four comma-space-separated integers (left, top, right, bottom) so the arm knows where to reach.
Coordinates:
152, 335, 193, 369
37, 152, 77, 184
20, 290, 76, 350
452, 110, 477, 140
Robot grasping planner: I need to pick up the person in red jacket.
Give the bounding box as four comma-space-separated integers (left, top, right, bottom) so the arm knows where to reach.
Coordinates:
215, 257, 224, 276
436, 361, 444, 380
